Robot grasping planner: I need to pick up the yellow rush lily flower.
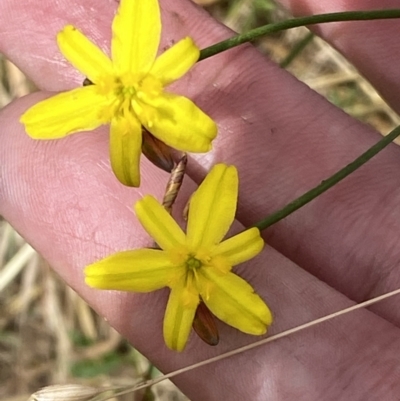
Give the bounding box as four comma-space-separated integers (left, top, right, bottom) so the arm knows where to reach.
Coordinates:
85, 164, 272, 351
20, 0, 217, 186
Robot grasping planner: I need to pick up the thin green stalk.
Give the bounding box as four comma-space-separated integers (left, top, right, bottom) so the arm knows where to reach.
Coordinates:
254, 126, 400, 231
199, 9, 400, 61
280, 31, 314, 69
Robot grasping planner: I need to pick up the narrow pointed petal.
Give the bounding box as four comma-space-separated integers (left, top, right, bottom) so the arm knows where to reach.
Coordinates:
212, 228, 264, 266
186, 164, 238, 249
109, 117, 142, 187
85, 249, 174, 292
112, 0, 161, 74
199, 270, 272, 335
139, 93, 217, 153
163, 280, 199, 351
20, 86, 107, 139
57, 25, 113, 83
135, 196, 186, 250
149, 37, 200, 86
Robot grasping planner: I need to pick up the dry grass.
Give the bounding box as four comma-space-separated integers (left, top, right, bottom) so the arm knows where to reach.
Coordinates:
1, 1, 399, 400
0, 222, 185, 401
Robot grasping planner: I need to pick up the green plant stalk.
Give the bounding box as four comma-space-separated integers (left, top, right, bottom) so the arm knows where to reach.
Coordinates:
254, 126, 400, 231
199, 9, 400, 61
280, 31, 314, 68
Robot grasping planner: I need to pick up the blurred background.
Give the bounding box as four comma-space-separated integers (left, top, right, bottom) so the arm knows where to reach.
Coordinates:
1, 1, 399, 400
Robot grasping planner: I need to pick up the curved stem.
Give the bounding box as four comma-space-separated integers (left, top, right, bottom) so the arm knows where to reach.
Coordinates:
254, 126, 400, 231
199, 9, 400, 61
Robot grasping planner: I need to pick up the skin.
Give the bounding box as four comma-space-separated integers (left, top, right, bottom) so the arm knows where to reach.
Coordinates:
1, 0, 400, 399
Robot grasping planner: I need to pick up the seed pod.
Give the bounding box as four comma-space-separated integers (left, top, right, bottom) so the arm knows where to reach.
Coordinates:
162, 154, 187, 214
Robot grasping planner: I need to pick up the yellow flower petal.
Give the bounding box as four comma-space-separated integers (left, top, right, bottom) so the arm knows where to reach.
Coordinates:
109, 116, 142, 187
150, 37, 200, 86
135, 196, 186, 250
186, 164, 238, 250
20, 86, 107, 139
85, 249, 174, 292
163, 279, 199, 351
212, 228, 264, 266
198, 270, 272, 335
112, 0, 161, 74
57, 25, 113, 83
139, 92, 217, 152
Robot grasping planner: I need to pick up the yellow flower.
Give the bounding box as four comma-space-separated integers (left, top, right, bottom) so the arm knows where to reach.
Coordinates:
20, 0, 217, 187
85, 164, 272, 351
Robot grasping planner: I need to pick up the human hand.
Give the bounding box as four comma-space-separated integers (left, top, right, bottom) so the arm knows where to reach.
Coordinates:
1, 0, 400, 399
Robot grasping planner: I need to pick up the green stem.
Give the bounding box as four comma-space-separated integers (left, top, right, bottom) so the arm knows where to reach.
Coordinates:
280, 31, 314, 69
199, 9, 400, 61
254, 126, 400, 231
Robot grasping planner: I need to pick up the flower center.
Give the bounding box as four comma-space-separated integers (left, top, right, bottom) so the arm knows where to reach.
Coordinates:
185, 255, 202, 271
98, 73, 163, 124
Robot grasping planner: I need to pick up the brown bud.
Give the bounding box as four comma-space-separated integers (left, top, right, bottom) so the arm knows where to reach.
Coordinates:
193, 301, 219, 346
141, 128, 177, 173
